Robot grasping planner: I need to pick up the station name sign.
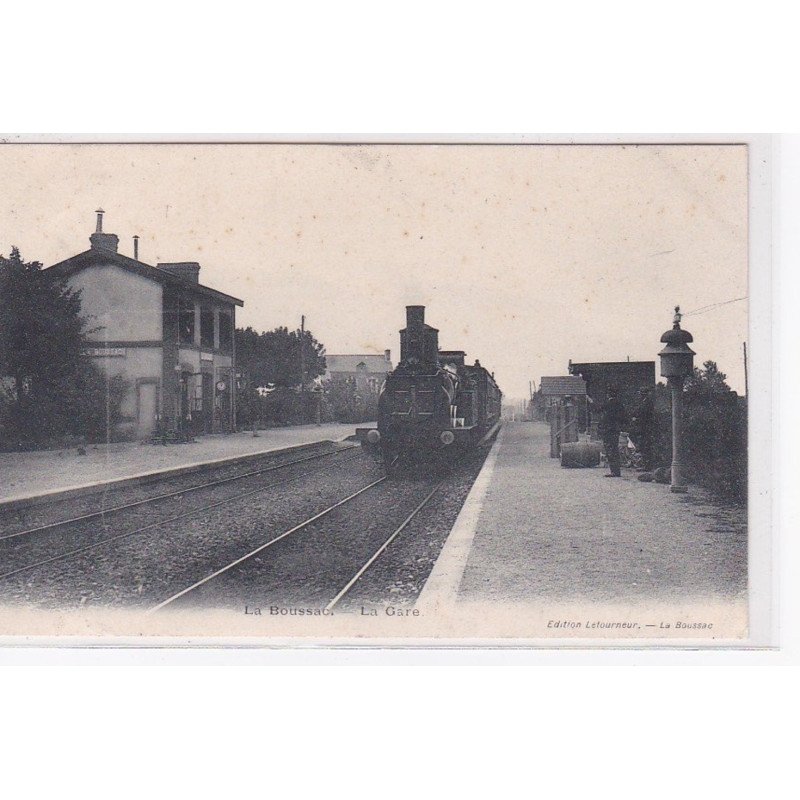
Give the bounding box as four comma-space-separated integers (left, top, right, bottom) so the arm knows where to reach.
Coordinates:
84, 347, 126, 358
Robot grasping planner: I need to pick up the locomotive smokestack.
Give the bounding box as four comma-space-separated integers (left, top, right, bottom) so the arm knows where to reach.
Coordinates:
401, 306, 425, 363
401, 305, 438, 365
406, 305, 425, 332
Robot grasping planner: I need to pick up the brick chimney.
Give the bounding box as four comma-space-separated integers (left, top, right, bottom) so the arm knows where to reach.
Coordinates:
89, 208, 119, 252
157, 262, 201, 283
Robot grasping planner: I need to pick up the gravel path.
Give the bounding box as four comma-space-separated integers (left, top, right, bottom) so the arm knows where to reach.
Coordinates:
456, 422, 747, 605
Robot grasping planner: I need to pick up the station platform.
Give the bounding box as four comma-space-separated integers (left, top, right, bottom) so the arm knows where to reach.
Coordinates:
417, 421, 748, 637
0, 423, 363, 508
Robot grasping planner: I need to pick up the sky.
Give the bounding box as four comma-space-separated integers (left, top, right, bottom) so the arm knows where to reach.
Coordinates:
0, 143, 748, 398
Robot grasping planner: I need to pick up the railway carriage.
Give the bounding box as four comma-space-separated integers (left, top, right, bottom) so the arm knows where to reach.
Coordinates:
360, 306, 501, 474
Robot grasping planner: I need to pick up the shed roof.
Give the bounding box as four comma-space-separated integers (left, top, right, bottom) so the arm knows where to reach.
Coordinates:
540, 376, 588, 396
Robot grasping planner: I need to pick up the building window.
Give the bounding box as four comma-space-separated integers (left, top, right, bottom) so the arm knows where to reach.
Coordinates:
218, 311, 233, 352
200, 306, 215, 349
178, 298, 195, 345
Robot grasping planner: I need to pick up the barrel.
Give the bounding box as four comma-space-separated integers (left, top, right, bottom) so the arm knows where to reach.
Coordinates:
560, 441, 601, 468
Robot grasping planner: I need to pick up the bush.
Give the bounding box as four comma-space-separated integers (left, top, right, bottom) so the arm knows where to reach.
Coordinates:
324, 377, 379, 424
684, 392, 747, 503
236, 386, 327, 428
70, 368, 130, 444
0, 362, 129, 450
649, 363, 747, 504
236, 379, 379, 429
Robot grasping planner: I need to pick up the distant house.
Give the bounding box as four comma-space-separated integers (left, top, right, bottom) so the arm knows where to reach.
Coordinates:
46, 210, 243, 440
324, 351, 393, 393
538, 375, 589, 429
540, 375, 588, 399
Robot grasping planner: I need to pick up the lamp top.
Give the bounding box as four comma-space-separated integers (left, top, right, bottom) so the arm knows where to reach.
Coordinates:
660, 305, 694, 345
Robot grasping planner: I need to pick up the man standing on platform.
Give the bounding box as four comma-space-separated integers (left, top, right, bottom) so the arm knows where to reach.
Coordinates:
599, 387, 626, 478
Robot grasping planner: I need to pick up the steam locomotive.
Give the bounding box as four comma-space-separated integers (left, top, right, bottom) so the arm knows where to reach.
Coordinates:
360, 306, 502, 474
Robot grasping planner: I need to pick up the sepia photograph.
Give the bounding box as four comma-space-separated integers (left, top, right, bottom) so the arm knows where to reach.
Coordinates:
0, 140, 763, 643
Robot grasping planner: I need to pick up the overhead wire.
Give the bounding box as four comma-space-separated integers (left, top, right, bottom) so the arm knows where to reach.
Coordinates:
682, 296, 747, 316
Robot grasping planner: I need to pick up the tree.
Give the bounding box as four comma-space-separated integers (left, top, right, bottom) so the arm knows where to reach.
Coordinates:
684, 360, 735, 400
235, 325, 326, 388
1, 248, 83, 409
0, 248, 126, 448
234, 324, 327, 428
1, 248, 82, 443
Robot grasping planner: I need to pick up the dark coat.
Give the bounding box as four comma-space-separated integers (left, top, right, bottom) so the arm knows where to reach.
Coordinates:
598, 397, 626, 438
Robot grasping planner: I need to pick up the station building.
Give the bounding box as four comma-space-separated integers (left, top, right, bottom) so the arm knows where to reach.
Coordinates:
47, 211, 244, 440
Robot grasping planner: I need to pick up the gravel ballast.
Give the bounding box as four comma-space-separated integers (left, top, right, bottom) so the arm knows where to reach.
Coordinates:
0, 448, 380, 609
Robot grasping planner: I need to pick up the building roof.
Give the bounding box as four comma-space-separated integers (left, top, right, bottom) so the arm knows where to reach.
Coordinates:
540, 376, 588, 397
326, 354, 392, 374
47, 248, 244, 307
570, 360, 655, 371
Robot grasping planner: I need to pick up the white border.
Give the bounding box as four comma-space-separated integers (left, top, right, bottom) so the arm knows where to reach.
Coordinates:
0, 133, 781, 661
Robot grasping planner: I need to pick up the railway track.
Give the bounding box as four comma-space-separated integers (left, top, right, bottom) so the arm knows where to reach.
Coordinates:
149, 475, 444, 614
0, 444, 362, 584
323, 482, 442, 611
0, 440, 493, 612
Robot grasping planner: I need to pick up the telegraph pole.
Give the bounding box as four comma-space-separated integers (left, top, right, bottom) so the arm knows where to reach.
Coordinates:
300, 314, 306, 424
528, 381, 534, 422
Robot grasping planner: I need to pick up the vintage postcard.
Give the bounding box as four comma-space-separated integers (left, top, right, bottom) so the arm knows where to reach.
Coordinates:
0, 139, 770, 645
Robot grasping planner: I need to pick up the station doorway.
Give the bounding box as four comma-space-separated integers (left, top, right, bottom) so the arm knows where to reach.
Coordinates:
136, 380, 158, 439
